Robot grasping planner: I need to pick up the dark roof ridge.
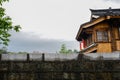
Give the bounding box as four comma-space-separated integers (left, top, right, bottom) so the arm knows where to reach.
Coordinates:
90, 7, 120, 17
90, 8, 120, 11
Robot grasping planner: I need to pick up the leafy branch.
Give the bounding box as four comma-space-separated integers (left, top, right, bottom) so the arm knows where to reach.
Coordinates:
0, 0, 21, 45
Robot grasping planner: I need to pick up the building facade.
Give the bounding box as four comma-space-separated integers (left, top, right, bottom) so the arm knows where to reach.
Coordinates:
76, 8, 120, 53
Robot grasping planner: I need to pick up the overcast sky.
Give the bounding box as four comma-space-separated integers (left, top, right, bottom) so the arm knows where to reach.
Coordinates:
1, 0, 120, 53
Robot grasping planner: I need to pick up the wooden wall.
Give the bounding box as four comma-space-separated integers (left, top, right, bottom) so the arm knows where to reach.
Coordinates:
81, 19, 120, 53
93, 21, 110, 42
97, 43, 112, 53
116, 40, 120, 51
91, 20, 119, 53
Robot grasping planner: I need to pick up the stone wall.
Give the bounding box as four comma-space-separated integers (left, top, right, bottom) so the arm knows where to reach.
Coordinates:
0, 53, 120, 80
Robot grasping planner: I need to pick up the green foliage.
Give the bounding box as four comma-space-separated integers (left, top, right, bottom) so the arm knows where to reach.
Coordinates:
0, 46, 7, 54
59, 44, 68, 54
73, 49, 78, 53
67, 49, 72, 53
59, 44, 79, 54
0, 0, 21, 46
0, 0, 9, 6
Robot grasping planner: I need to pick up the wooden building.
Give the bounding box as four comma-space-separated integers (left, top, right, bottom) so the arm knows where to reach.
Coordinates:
76, 8, 120, 53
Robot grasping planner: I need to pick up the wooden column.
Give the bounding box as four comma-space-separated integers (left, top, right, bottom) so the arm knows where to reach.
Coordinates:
109, 20, 116, 51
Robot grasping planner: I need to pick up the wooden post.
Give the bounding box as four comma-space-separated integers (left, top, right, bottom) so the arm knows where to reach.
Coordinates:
27, 54, 30, 61
42, 53, 44, 61
0, 54, 1, 61
109, 20, 116, 51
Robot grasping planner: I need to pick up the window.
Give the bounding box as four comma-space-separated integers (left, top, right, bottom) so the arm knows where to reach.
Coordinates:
86, 34, 92, 46
97, 31, 108, 42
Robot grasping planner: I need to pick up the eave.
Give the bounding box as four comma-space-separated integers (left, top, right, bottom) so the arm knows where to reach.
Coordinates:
76, 15, 120, 41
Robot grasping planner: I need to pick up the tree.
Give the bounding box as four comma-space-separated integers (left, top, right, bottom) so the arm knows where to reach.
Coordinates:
59, 44, 68, 54
59, 44, 79, 54
73, 49, 79, 53
0, 46, 7, 54
67, 49, 73, 53
0, 0, 21, 45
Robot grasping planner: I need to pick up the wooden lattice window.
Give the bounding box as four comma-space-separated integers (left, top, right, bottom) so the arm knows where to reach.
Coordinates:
97, 31, 108, 42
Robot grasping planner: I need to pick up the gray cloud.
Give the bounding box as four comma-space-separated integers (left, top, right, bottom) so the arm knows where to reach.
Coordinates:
7, 31, 79, 53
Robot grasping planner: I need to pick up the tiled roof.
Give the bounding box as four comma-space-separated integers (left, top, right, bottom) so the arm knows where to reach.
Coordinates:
90, 8, 120, 17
